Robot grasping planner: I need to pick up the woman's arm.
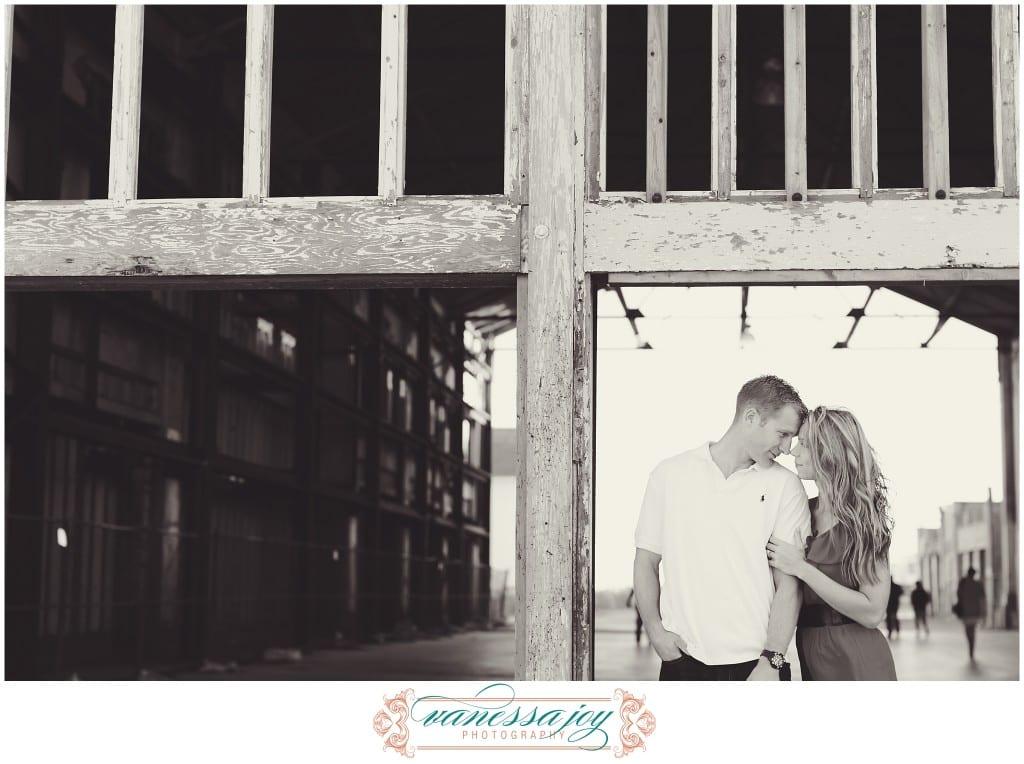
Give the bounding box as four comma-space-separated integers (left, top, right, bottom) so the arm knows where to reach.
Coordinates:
767, 535, 889, 629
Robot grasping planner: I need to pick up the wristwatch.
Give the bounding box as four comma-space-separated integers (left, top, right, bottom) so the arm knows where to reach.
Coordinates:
760, 649, 786, 670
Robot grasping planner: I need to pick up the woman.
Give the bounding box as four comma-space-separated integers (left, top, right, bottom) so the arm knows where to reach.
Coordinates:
766, 406, 897, 680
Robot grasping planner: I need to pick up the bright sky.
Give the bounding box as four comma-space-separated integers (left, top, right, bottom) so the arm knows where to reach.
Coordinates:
490, 285, 1006, 591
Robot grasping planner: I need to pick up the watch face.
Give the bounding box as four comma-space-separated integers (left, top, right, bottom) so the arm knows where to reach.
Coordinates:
770, 654, 785, 669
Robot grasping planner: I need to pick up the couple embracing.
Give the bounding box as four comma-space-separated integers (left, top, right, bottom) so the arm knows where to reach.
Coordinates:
633, 375, 897, 681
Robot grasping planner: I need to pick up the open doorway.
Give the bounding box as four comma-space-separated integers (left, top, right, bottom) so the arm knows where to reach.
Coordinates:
594, 280, 1018, 681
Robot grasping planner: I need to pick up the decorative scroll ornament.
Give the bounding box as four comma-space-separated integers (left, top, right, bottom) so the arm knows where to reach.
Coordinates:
612, 688, 657, 757
373, 688, 416, 757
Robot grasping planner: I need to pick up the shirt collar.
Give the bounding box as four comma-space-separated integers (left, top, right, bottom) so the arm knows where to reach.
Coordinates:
702, 441, 769, 474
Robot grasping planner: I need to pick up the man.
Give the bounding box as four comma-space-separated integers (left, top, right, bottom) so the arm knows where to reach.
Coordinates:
633, 375, 810, 681
910, 581, 931, 637
886, 578, 904, 640
955, 567, 987, 661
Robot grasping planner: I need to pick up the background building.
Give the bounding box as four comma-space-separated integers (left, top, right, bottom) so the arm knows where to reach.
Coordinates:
917, 495, 1014, 627
6, 288, 503, 678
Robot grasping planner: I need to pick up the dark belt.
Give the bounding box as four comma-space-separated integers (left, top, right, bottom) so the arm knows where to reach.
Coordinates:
798, 604, 856, 628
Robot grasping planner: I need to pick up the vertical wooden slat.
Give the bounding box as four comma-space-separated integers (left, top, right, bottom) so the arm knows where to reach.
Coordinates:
514, 272, 528, 678
5, 4, 13, 171
646, 5, 667, 202
992, 5, 1019, 197
600, 4, 608, 194
784, 5, 807, 201
242, 5, 274, 201
518, 5, 590, 681
504, 5, 529, 204
108, 5, 144, 204
585, 4, 604, 200
850, 5, 878, 198
711, 5, 736, 199
921, 5, 950, 199
378, 5, 408, 204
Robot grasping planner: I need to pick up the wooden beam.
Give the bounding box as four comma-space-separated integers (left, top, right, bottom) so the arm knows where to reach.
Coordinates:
585, 4, 605, 201
609, 267, 1019, 287
993, 5, 1019, 197
378, 5, 408, 204
585, 197, 1019, 273
5, 197, 521, 281
504, 4, 529, 205
646, 5, 667, 203
998, 337, 1019, 628
242, 5, 274, 201
5, 4, 12, 172
518, 6, 592, 681
514, 273, 528, 682
850, 6, 878, 198
921, 5, 950, 200
601, 5, 608, 195
784, 5, 807, 201
711, 5, 736, 199
108, 5, 144, 204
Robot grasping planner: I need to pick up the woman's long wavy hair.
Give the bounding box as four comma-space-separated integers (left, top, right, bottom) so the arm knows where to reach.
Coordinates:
804, 406, 893, 588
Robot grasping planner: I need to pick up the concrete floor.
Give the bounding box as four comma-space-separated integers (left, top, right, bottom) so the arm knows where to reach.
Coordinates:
173, 608, 1018, 681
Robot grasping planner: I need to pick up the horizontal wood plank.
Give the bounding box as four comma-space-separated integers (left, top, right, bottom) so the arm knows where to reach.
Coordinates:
608, 267, 1019, 287
5, 197, 521, 282
585, 197, 1019, 272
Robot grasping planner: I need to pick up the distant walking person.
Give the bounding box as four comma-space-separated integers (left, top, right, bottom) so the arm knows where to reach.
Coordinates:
625, 589, 643, 645
955, 568, 987, 661
886, 579, 904, 639
910, 581, 931, 636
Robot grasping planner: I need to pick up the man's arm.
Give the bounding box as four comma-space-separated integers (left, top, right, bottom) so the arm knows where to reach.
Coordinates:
633, 548, 688, 661
747, 569, 802, 681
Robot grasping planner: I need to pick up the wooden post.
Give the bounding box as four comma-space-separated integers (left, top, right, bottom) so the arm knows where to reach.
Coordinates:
518, 5, 593, 681
711, 4, 736, 200
242, 5, 274, 202
378, 5, 408, 205
514, 273, 528, 674
921, 5, 950, 200
585, 4, 605, 201
784, 5, 807, 201
850, 5, 877, 198
505, 4, 529, 205
992, 5, 1019, 197
998, 336, 1019, 627
5, 5, 13, 174
108, 5, 144, 204
646, 5, 667, 203
601, 5, 608, 195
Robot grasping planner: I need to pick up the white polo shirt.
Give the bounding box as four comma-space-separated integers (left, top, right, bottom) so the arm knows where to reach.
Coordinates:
634, 442, 810, 666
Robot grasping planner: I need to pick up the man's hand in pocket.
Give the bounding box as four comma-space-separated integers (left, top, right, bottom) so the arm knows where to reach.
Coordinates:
650, 627, 688, 662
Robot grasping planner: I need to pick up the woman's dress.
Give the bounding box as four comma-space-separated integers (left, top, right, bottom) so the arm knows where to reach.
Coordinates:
796, 507, 897, 681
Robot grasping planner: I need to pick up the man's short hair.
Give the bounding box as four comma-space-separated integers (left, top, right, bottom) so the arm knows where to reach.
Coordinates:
967, 567, 977, 577
735, 375, 808, 425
